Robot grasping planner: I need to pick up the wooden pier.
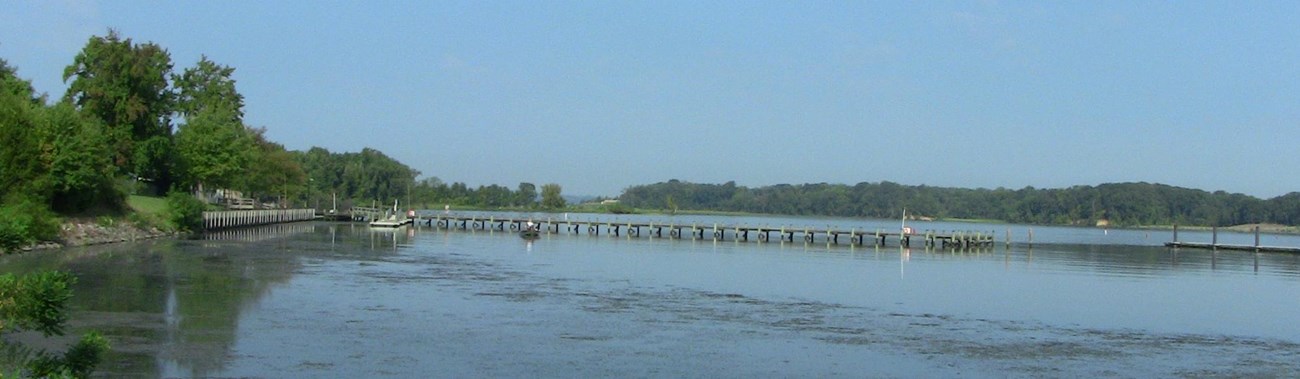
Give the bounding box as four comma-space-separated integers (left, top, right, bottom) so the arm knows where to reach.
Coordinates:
1164, 242, 1300, 253
412, 215, 996, 248
1163, 224, 1300, 253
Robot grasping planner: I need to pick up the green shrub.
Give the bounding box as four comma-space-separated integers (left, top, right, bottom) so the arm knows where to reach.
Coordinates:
166, 191, 205, 232
27, 332, 108, 378
0, 271, 109, 378
0, 197, 61, 253
605, 203, 635, 214
0, 271, 73, 336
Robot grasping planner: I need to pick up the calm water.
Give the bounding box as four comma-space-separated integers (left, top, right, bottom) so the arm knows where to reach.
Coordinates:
4, 213, 1300, 377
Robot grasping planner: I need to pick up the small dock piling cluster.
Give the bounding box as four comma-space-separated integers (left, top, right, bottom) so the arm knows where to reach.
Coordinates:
415, 215, 996, 249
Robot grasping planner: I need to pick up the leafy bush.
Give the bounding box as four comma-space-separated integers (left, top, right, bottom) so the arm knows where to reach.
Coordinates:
0, 197, 61, 253
166, 191, 205, 232
27, 332, 109, 378
0, 271, 109, 378
605, 203, 635, 214
0, 271, 73, 336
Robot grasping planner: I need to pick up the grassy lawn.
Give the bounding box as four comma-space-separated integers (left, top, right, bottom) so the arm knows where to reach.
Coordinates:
127, 195, 168, 215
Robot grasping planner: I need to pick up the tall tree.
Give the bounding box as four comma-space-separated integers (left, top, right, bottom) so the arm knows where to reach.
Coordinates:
173, 57, 252, 193
174, 55, 243, 120
0, 58, 40, 104
62, 30, 175, 188
516, 182, 537, 208
174, 108, 252, 193
541, 183, 565, 209
35, 103, 120, 213
241, 128, 305, 207
0, 76, 42, 199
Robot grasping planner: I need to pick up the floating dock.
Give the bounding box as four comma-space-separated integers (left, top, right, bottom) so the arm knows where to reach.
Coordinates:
412, 215, 996, 248
369, 217, 413, 228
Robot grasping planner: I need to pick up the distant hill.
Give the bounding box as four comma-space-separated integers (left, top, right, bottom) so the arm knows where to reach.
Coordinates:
617, 180, 1300, 227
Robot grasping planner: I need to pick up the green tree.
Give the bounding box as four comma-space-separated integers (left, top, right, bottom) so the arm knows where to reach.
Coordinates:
35, 103, 121, 213
516, 182, 537, 208
173, 55, 243, 120
62, 30, 175, 188
174, 108, 252, 193
0, 58, 40, 104
173, 56, 254, 196
0, 77, 43, 199
241, 129, 305, 207
541, 183, 565, 209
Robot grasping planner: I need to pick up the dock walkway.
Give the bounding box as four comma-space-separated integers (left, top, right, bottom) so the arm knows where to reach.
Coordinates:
1162, 224, 1300, 253
413, 215, 995, 248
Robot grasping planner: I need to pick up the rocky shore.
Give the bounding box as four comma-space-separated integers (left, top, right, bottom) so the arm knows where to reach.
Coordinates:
22, 219, 174, 251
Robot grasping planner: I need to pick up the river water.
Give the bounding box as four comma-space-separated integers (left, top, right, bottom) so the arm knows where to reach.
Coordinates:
4, 213, 1300, 377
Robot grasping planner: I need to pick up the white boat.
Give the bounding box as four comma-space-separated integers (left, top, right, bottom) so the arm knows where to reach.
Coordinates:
369, 199, 413, 227
368, 214, 412, 228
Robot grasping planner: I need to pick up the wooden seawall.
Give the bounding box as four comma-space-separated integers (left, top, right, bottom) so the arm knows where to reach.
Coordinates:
415, 215, 996, 248
203, 209, 316, 231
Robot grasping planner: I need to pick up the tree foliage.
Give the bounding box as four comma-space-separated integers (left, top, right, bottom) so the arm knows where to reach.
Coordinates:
174, 107, 252, 192
62, 30, 175, 186
173, 55, 243, 120
516, 182, 537, 208
0, 270, 110, 378
0, 78, 43, 198
294, 147, 417, 208
620, 180, 1297, 227
541, 183, 565, 209
35, 103, 121, 213
166, 190, 205, 232
0, 198, 60, 254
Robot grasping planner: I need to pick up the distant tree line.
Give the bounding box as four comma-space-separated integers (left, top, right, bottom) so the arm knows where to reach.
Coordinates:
295, 145, 565, 211
619, 180, 1300, 227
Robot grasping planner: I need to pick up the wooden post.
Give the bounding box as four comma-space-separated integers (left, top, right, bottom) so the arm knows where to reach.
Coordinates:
1172, 224, 1178, 244
1212, 226, 1217, 247
1255, 226, 1261, 250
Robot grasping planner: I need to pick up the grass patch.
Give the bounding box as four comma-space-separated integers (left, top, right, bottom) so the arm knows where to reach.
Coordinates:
125, 195, 172, 231
127, 195, 167, 215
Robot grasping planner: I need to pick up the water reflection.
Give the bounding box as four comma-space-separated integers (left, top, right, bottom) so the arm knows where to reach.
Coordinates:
203, 222, 318, 242
1, 218, 1298, 377
0, 223, 357, 377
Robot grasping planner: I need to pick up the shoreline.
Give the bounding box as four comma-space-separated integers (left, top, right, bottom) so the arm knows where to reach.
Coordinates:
19, 219, 175, 253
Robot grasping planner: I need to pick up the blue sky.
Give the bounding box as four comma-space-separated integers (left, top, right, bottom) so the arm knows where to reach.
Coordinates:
2, 1, 1298, 198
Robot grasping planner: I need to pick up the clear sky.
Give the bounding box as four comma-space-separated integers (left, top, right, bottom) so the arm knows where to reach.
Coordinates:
3, 1, 1298, 198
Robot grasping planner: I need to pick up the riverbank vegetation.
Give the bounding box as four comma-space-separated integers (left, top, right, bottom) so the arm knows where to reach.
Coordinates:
619, 180, 1300, 228
2, 29, 574, 246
